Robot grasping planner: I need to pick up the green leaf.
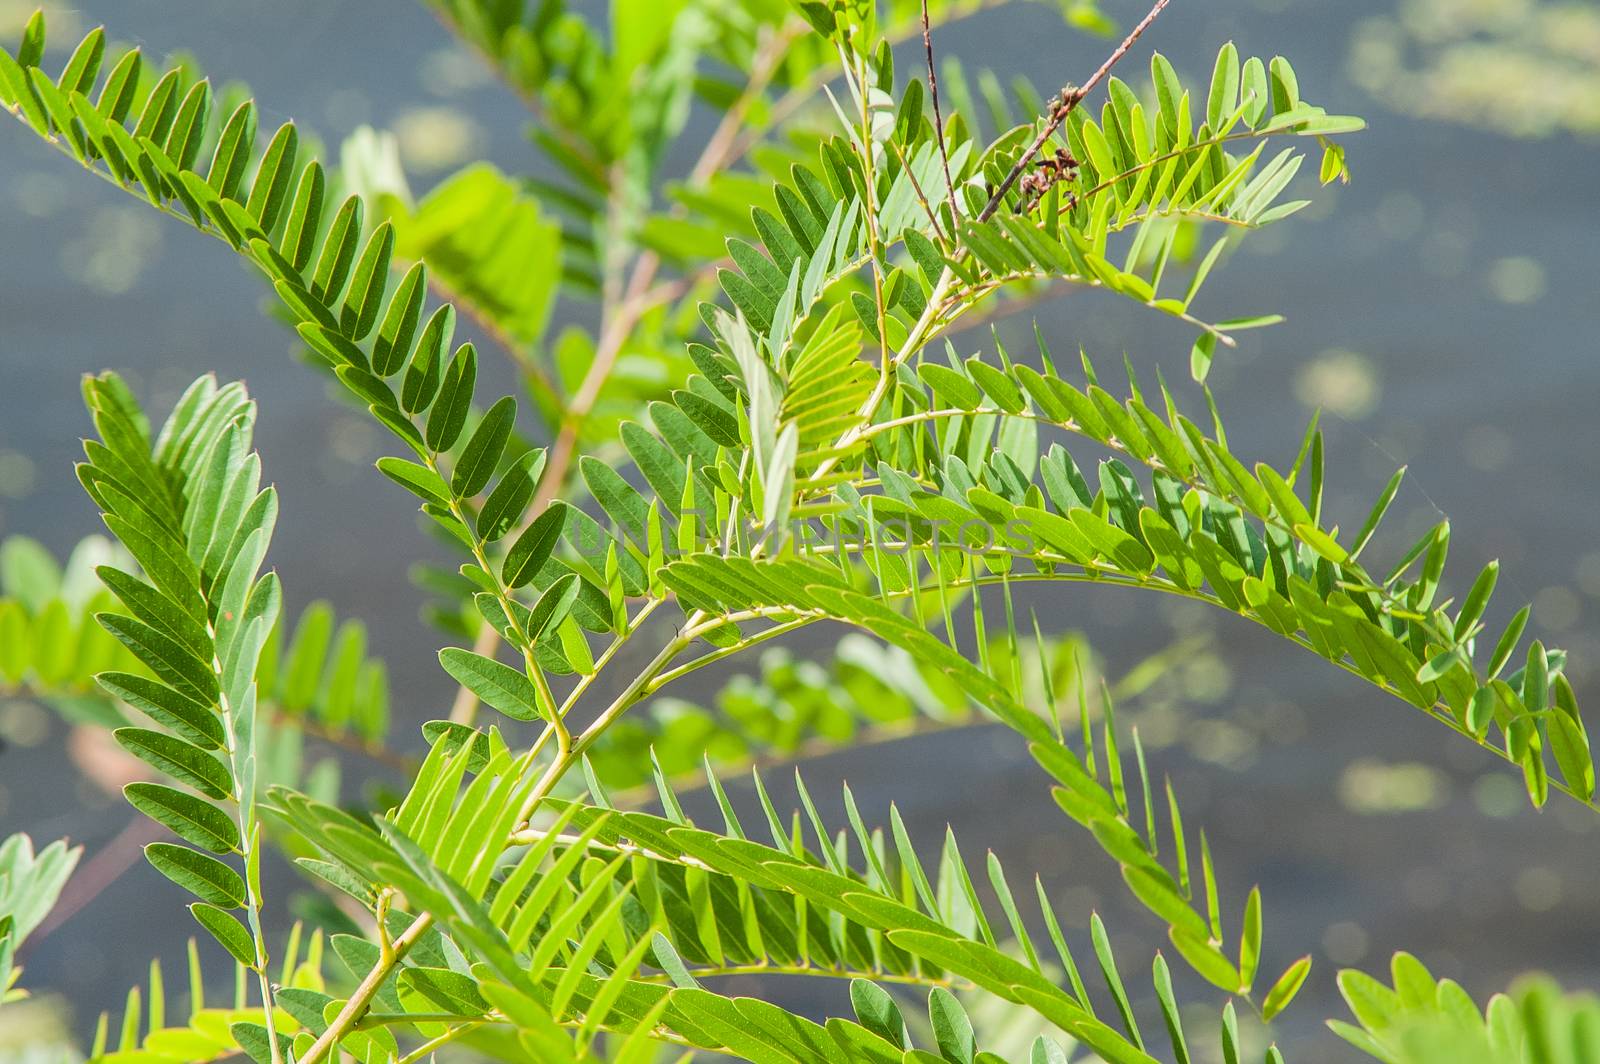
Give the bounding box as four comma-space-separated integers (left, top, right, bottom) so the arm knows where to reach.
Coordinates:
245, 122, 298, 231
144, 842, 245, 908
904, 229, 945, 286
190, 903, 256, 967
1168, 926, 1240, 994
850, 980, 906, 1049
124, 782, 239, 854
372, 262, 428, 376
309, 194, 363, 304
451, 395, 516, 499
1150, 954, 1188, 1064
503, 503, 566, 589
57, 26, 105, 95
340, 221, 395, 341
1293, 523, 1347, 564
231, 1022, 294, 1064
1240, 57, 1269, 126
1189, 333, 1217, 382
1238, 886, 1262, 991
97, 612, 219, 705
583, 457, 649, 544
279, 161, 325, 271
298, 322, 368, 370
1268, 56, 1300, 114
164, 78, 212, 171
114, 727, 232, 800
478, 449, 547, 542
402, 306, 453, 414
929, 987, 977, 1064
1207, 43, 1240, 132
525, 574, 581, 644
393, 163, 560, 345
207, 99, 257, 201
1455, 561, 1499, 637
919, 364, 984, 411
1549, 676, 1594, 801
377, 457, 450, 505
96, 566, 212, 660
97, 672, 225, 750
1489, 606, 1530, 679
438, 647, 544, 721
1262, 956, 1312, 1021
425, 344, 477, 452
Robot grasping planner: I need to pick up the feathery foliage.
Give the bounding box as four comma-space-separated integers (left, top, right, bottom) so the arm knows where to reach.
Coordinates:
0, 1, 1591, 1062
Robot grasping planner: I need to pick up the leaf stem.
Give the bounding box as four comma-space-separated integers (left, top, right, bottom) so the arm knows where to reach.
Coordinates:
642, 615, 819, 696
395, 1021, 486, 1063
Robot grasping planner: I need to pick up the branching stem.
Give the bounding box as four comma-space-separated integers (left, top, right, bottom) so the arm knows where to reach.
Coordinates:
297, 910, 436, 1064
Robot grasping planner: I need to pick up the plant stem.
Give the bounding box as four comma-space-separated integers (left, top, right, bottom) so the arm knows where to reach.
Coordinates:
395, 1021, 485, 1064
557, 597, 664, 718
313, 615, 699, 1061
805, 266, 955, 485
296, 911, 437, 1064
642, 615, 819, 696
511, 625, 698, 828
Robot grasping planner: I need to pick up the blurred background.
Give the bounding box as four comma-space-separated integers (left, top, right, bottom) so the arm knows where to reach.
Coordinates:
0, 0, 1596, 1060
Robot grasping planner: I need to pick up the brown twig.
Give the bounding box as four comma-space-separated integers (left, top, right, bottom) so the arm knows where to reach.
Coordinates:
978, 0, 1172, 222
281, 711, 416, 773
889, 138, 949, 241
920, 1, 959, 228
297, 909, 435, 1064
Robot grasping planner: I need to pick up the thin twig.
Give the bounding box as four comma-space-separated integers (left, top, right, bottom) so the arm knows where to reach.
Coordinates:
889, 137, 949, 242
920, 0, 959, 227
691, 25, 796, 186
978, 0, 1172, 222
280, 711, 416, 772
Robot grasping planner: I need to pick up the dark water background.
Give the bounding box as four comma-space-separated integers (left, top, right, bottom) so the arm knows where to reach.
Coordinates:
1, 1, 1598, 1060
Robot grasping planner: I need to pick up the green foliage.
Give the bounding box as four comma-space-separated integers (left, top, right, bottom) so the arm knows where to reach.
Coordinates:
0, 2, 1587, 1063
75, 929, 331, 1062
71, 371, 287, 1036
0, 834, 80, 1003
0, 533, 393, 795
1331, 957, 1600, 1064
